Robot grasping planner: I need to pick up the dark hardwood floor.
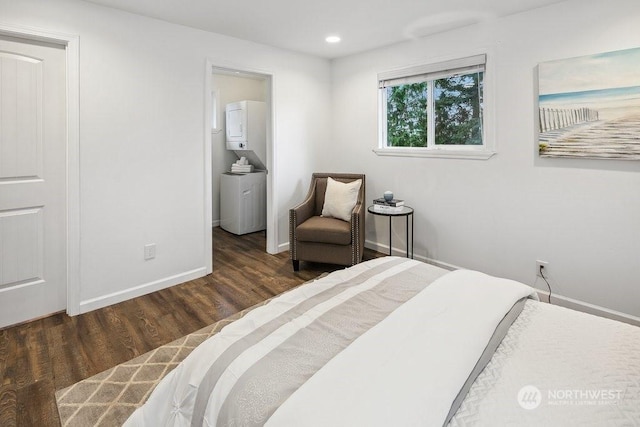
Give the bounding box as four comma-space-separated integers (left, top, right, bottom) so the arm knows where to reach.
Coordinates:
0, 227, 383, 426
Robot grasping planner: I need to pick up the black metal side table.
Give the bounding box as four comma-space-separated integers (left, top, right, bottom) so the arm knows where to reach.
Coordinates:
367, 205, 414, 258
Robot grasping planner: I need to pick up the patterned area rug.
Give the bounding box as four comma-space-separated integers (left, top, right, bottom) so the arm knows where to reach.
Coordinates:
55, 299, 270, 426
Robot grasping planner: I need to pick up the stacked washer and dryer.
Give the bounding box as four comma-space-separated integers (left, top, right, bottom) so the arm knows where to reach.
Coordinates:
220, 100, 267, 235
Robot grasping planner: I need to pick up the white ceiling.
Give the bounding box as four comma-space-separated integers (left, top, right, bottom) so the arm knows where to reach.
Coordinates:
83, 0, 567, 59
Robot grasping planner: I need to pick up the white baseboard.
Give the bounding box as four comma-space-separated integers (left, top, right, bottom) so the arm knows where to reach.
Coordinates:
539, 291, 640, 327
364, 240, 396, 258
212, 219, 220, 227
365, 240, 453, 268
364, 240, 640, 327
78, 267, 207, 314
278, 241, 289, 253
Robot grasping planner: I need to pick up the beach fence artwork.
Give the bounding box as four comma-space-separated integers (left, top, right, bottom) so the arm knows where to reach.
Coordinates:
538, 47, 640, 159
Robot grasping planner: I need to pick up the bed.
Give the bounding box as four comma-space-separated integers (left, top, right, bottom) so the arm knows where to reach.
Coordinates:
124, 256, 640, 426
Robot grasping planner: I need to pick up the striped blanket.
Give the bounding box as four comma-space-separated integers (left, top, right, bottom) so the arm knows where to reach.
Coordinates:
124, 257, 535, 426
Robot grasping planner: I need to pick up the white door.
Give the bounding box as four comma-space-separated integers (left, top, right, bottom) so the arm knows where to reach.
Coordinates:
0, 36, 67, 328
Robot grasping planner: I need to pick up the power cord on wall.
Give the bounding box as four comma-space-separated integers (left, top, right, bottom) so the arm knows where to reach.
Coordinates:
539, 265, 552, 304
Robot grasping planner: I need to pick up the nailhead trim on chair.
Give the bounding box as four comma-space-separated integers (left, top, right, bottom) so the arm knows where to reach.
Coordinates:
351, 212, 357, 265
290, 209, 297, 260
356, 213, 360, 262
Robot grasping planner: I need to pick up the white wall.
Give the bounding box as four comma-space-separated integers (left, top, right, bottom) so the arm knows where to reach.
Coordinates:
0, 0, 331, 311
327, 0, 640, 318
5, 0, 638, 320
211, 73, 266, 225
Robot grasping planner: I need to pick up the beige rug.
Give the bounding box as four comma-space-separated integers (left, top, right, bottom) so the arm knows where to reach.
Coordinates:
55, 300, 269, 426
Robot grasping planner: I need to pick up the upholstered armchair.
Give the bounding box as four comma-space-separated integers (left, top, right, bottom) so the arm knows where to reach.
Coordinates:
289, 173, 366, 271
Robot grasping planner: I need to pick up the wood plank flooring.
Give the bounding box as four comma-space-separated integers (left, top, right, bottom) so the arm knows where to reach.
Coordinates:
0, 227, 383, 426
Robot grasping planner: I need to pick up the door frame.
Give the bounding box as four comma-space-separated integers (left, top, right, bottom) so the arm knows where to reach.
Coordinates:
204, 59, 277, 273
0, 23, 81, 315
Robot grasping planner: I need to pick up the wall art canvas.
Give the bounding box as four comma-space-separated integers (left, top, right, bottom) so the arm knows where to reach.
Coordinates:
538, 47, 640, 159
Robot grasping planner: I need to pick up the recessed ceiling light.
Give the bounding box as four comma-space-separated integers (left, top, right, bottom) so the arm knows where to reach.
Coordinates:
325, 35, 341, 43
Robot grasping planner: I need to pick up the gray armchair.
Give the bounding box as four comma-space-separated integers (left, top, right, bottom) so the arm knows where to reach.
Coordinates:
289, 173, 366, 271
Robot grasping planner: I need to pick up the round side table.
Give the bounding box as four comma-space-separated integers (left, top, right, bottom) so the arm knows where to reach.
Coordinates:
367, 205, 414, 258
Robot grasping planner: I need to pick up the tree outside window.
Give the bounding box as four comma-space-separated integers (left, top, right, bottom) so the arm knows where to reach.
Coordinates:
434, 73, 483, 146
386, 83, 428, 147
385, 72, 483, 147
379, 55, 488, 155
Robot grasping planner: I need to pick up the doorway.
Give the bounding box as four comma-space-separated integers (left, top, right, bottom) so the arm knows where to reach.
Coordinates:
205, 63, 276, 270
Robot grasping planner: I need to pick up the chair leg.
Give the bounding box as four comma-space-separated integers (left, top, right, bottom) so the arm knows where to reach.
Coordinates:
292, 260, 300, 271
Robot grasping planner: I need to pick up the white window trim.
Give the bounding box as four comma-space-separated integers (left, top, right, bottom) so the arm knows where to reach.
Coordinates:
376, 53, 495, 160
372, 146, 495, 160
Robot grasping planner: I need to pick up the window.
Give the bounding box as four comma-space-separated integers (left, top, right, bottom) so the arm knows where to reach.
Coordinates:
377, 54, 493, 159
211, 89, 222, 133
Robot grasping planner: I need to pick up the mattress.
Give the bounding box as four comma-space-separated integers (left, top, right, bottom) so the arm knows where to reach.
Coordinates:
124, 256, 640, 426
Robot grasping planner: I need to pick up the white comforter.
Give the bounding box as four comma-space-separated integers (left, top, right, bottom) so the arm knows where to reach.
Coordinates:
125, 257, 535, 426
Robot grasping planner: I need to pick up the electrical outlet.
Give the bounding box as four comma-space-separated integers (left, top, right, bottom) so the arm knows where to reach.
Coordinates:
144, 243, 156, 260
536, 260, 548, 277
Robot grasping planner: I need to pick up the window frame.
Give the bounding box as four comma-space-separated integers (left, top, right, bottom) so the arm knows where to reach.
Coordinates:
211, 88, 222, 134
375, 53, 495, 160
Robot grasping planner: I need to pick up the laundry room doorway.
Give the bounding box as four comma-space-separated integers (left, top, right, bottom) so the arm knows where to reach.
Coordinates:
205, 63, 276, 268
